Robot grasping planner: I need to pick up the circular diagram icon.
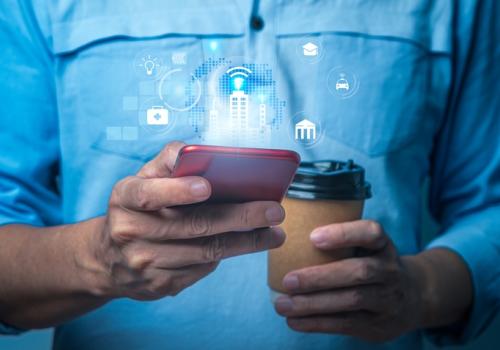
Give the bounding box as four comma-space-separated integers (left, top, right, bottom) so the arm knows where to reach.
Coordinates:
327, 66, 360, 99
158, 68, 202, 112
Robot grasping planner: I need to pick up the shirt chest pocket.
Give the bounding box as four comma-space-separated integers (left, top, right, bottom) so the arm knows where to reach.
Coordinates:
275, 1, 452, 157
50, 1, 244, 162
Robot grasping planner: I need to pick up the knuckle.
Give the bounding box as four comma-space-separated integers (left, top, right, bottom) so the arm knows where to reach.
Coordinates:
251, 230, 262, 251
303, 267, 324, 289
149, 275, 173, 296
111, 177, 133, 207
239, 205, 252, 228
388, 285, 406, 305
135, 181, 152, 210
293, 295, 312, 312
338, 224, 349, 244
166, 141, 184, 153
202, 236, 225, 262
189, 209, 212, 236
167, 277, 185, 296
108, 190, 121, 208
384, 263, 401, 283
355, 261, 376, 283
109, 219, 137, 243
205, 261, 219, 273
348, 290, 364, 309
127, 251, 154, 271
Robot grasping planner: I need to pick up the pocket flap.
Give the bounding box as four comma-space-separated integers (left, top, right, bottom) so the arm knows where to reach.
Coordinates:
276, 1, 452, 53
51, 3, 244, 54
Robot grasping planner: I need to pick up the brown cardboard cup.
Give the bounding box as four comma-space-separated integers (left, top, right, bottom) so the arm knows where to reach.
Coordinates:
267, 160, 371, 294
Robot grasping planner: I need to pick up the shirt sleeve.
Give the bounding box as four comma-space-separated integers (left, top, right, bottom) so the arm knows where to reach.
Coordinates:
425, 0, 500, 345
0, 0, 61, 334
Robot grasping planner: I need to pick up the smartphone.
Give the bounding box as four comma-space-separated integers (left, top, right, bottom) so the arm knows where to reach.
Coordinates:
172, 145, 301, 203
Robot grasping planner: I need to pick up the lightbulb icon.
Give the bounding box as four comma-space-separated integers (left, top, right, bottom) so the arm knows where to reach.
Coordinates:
144, 60, 155, 75
138, 54, 161, 77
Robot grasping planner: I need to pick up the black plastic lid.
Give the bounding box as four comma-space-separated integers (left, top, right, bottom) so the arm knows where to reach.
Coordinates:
287, 160, 372, 200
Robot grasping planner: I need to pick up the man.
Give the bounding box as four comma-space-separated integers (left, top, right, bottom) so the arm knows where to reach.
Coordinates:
0, 1, 499, 349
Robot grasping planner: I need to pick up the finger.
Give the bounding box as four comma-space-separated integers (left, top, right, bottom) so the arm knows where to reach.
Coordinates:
129, 227, 286, 268
137, 141, 186, 178
274, 285, 385, 317
114, 175, 211, 211
286, 311, 374, 337
282, 257, 385, 293
136, 201, 285, 240
159, 262, 219, 296
129, 262, 218, 300
310, 220, 388, 251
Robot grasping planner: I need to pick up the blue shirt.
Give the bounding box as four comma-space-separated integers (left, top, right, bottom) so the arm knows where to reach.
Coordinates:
1, 1, 499, 349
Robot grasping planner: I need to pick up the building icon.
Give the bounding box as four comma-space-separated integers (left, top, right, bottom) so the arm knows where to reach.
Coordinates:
259, 103, 266, 131
230, 90, 249, 130
295, 118, 316, 140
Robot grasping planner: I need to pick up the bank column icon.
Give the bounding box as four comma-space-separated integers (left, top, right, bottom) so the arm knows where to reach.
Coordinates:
147, 106, 169, 125
295, 118, 316, 140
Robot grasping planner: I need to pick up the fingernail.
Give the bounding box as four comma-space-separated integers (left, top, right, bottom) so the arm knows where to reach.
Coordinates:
265, 206, 285, 225
190, 181, 209, 197
270, 227, 286, 246
310, 229, 326, 245
283, 274, 300, 291
275, 296, 293, 313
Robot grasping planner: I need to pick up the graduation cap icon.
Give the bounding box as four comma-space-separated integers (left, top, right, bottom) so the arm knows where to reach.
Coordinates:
302, 42, 319, 56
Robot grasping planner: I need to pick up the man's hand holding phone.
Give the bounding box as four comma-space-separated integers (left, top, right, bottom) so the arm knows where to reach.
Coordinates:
87, 142, 286, 300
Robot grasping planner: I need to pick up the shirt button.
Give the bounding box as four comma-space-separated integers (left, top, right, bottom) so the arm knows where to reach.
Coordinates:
250, 15, 265, 31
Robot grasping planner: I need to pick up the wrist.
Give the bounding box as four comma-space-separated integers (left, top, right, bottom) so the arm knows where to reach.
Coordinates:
400, 253, 435, 330
70, 217, 116, 299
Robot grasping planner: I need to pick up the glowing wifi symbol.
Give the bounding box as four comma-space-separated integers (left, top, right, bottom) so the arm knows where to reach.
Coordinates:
226, 66, 252, 90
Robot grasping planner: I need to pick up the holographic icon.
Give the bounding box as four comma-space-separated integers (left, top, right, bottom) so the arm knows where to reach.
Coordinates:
296, 38, 324, 64
327, 67, 359, 99
302, 42, 318, 57
227, 66, 252, 130
140, 55, 160, 75
335, 73, 350, 91
146, 106, 169, 125
158, 68, 201, 112
172, 52, 187, 65
138, 97, 175, 135
259, 100, 267, 132
295, 118, 316, 140
199, 59, 283, 147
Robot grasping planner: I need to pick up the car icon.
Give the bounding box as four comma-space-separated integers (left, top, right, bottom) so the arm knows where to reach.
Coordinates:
335, 78, 350, 91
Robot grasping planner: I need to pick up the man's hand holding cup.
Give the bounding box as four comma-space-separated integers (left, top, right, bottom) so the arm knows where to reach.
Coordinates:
274, 220, 424, 343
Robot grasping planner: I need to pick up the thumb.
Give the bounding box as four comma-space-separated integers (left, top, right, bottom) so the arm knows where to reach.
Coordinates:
137, 141, 186, 178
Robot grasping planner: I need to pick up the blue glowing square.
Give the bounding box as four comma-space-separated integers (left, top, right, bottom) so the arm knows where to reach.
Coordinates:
106, 127, 122, 140
122, 127, 138, 141
122, 96, 138, 111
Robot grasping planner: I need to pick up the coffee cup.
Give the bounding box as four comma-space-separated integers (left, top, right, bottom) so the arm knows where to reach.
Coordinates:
268, 160, 371, 295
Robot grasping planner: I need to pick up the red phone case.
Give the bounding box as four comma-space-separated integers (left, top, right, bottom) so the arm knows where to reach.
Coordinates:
172, 145, 301, 203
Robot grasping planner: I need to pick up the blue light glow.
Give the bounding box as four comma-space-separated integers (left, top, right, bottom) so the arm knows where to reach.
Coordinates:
233, 77, 245, 91
209, 41, 218, 51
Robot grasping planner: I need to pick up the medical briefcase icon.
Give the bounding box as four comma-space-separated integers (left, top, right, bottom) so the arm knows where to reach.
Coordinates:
147, 106, 169, 125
